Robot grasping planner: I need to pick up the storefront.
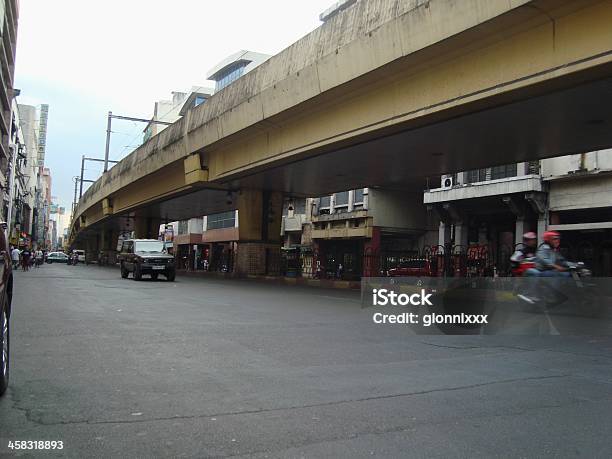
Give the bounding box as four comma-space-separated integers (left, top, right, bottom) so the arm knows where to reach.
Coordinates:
201, 213, 239, 273
314, 239, 364, 280
173, 233, 205, 271
204, 242, 236, 272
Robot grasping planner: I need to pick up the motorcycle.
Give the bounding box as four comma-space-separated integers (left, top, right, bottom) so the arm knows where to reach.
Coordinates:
514, 259, 599, 317
511, 257, 537, 277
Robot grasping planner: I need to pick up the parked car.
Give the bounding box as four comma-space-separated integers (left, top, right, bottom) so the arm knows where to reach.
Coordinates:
117, 239, 176, 281
0, 222, 14, 396
387, 259, 432, 277
46, 252, 70, 264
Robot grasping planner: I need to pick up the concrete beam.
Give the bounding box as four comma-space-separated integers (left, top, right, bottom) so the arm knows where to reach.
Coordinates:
184, 153, 209, 185
102, 198, 113, 217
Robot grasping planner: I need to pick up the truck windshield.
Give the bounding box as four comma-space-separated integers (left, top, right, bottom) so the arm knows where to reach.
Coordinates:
135, 241, 166, 253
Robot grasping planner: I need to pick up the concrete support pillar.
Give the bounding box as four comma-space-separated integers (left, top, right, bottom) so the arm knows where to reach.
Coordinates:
478, 226, 488, 244
454, 222, 469, 250
537, 215, 547, 244
235, 189, 283, 276
363, 226, 381, 277
515, 219, 525, 246
85, 237, 97, 263
438, 221, 451, 247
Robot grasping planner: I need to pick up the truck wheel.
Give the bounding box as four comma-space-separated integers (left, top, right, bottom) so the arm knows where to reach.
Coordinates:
134, 264, 142, 281
0, 295, 10, 396
166, 269, 176, 282
120, 263, 129, 279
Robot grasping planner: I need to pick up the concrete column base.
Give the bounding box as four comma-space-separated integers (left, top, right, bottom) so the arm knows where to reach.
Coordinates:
235, 242, 281, 276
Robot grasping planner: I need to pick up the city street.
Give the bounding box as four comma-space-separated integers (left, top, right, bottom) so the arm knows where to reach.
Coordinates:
1, 265, 611, 457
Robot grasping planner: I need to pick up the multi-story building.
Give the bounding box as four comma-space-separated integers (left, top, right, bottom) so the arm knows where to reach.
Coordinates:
143, 91, 188, 143
40, 167, 52, 248
541, 152, 612, 276
178, 87, 212, 117
168, 211, 239, 272
13, 102, 52, 249
423, 150, 612, 276
293, 189, 435, 279
143, 87, 213, 143
6, 97, 29, 246
17, 103, 39, 243
206, 50, 270, 92
0, 0, 19, 202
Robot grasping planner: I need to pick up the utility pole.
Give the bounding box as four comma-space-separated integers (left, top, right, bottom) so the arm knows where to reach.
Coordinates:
72, 176, 80, 215
103, 111, 173, 172
79, 155, 85, 198
104, 111, 112, 173
79, 156, 118, 198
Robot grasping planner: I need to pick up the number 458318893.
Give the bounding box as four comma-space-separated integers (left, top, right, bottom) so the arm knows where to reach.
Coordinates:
7, 440, 64, 450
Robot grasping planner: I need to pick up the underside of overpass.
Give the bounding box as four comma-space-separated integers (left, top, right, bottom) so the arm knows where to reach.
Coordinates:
70, 0, 612, 275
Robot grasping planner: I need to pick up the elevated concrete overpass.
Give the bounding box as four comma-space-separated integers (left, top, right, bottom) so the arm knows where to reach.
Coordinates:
71, 0, 612, 273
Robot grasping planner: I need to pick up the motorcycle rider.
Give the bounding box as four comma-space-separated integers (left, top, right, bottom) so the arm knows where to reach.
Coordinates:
520, 230, 570, 307
525, 231, 570, 278
510, 232, 537, 265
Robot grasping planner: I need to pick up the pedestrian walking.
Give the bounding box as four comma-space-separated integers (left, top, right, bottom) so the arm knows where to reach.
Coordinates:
10, 246, 20, 270
21, 247, 31, 271
35, 249, 44, 268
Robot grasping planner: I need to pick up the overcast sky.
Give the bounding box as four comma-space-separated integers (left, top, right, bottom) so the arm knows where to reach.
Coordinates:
15, 0, 333, 210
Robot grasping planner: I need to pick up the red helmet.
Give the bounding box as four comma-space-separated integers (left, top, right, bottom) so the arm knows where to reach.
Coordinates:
543, 231, 560, 244
523, 232, 537, 240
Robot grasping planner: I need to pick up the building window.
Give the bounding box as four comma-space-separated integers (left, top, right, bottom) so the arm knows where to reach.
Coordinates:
293, 198, 306, 215
466, 169, 487, 184
194, 96, 207, 107
334, 191, 349, 207
353, 188, 365, 210
206, 211, 236, 230
527, 161, 540, 175
178, 220, 188, 235
319, 196, 331, 215
215, 64, 247, 91
491, 163, 517, 180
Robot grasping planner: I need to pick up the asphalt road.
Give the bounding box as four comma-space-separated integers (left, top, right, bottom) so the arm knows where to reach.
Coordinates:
1, 264, 611, 458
